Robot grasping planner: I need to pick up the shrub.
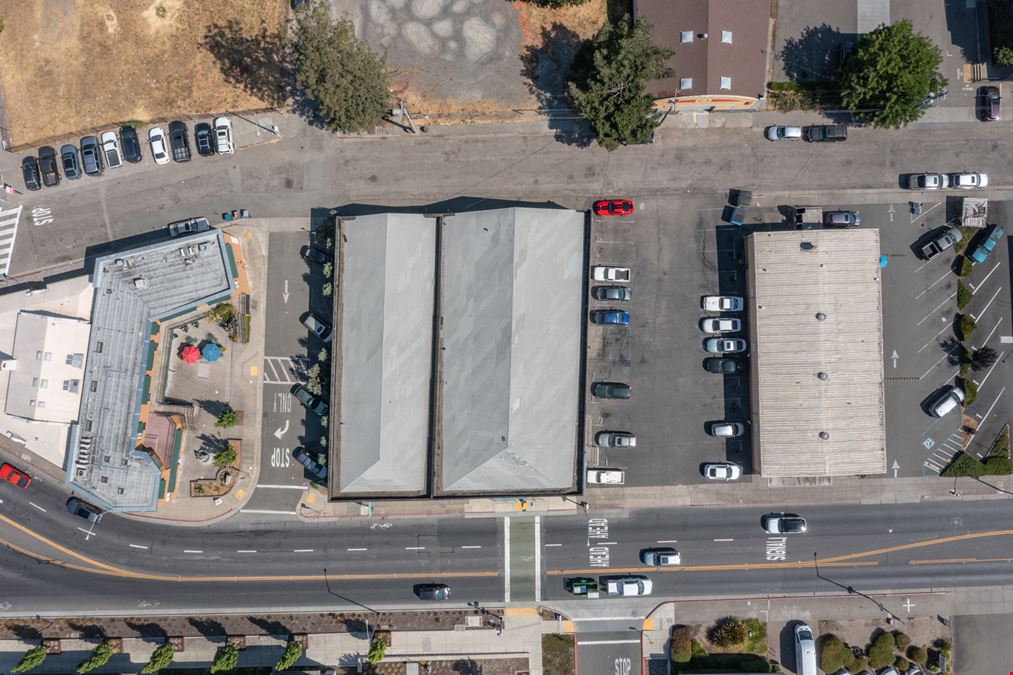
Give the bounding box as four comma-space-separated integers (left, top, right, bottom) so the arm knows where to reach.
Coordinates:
274, 640, 303, 671
895, 656, 910, 671
155, 4, 167, 18
743, 618, 767, 652
322, 283, 333, 297
908, 645, 928, 665
983, 455, 1013, 474
11, 646, 47, 673
367, 635, 386, 664
709, 617, 747, 647
322, 262, 333, 278
691, 639, 708, 658
77, 643, 114, 674
941, 451, 985, 477
215, 408, 238, 429
935, 638, 951, 651
208, 303, 236, 326
868, 631, 896, 669
996, 45, 1013, 65
962, 377, 978, 406
959, 314, 976, 341
210, 644, 239, 673
957, 282, 972, 310
819, 634, 854, 673
957, 256, 973, 277
213, 446, 237, 470
893, 631, 911, 651
142, 642, 176, 673
671, 625, 692, 663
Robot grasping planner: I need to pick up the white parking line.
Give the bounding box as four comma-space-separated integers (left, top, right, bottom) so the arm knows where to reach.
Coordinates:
129, 544, 148, 550
974, 353, 1004, 390
656, 539, 679, 543
919, 348, 957, 381
917, 291, 957, 326
184, 549, 203, 554
713, 538, 735, 542
969, 261, 1002, 292
77, 527, 97, 538
544, 543, 562, 547
534, 515, 542, 602
975, 385, 1007, 424
460, 545, 483, 549
974, 317, 1004, 350
28, 501, 46, 512
293, 549, 314, 553
255, 484, 308, 490
919, 320, 958, 353
404, 546, 425, 551
347, 547, 368, 551
237, 550, 258, 553
971, 286, 1003, 323
915, 270, 953, 300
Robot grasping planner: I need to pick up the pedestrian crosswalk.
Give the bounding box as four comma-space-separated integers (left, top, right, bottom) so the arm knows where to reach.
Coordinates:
262, 356, 311, 385
922, 426, 964, 475
0, 206, 22, 276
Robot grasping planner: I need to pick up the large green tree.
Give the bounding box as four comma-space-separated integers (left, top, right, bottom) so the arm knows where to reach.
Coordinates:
838, 19, 946, 128
77, 643, 114, 674
290, 0, 391, 133
11, 646, 47, 673
568, 17, 673, 150
210, 644, 239, 673
141, 643, 176, 673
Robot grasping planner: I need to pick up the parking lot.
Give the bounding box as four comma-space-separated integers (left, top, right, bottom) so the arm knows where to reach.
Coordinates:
585, 193, 753, 488
242, 228, 333, 515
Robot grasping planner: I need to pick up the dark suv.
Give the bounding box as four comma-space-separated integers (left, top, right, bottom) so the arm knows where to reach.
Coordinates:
61, 144, 81, 180
80, 136, 103, 176
21, 156, 41, 191
803, 124, 847, 142
194, 122, 215, 156
168, 121, 191, 163
980, 85, 1000, 121
293, 447, 328, 480
38, 146, 60, 187
120, 125, 143, 163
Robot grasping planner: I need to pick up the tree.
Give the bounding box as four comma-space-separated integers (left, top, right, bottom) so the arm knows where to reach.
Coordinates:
142, 642, 176, 673
274, 640, 303, 671
867, 631, 896, 669
290, 0, 391, 133
996, 45, 1013, 66
971, 346, 999, 372
708, 617, 746, 647
214, 446, 237, 470
215, 408, 238, 429
568, 17, 674, 150
819, 634, 856, 673
77, 643, 114, 674
367, 635, 387, 664
207, 303, 236, 326
838, 19, 946, 128
210, 644, 239, 673
11, 646, 47, 673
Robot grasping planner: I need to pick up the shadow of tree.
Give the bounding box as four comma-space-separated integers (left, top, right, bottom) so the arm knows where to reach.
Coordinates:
452, 658, 485, 674
9, 624, 42, 641
125, 621, 167, 640
521, 23, 594, 147
196, 399, 231, 418
187, 617, 226, 637
67, 621, 105, 639
201, 19, 290, 108
247, 616, 290, 637
780, 23, 845, 82
941, 337, 963, 366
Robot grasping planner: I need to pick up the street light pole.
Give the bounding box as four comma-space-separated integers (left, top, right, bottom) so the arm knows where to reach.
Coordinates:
813, 553, 904, 624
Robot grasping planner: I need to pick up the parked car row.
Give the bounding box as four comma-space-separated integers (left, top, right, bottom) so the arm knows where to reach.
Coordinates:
905, 172, 988, 191
589, 264, 635, 456
764, 124, 847, 143
699, 295, 747, 481
21, 118, 235, 191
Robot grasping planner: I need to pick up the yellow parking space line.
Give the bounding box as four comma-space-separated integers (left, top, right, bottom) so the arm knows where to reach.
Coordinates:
249, 365, 258, 377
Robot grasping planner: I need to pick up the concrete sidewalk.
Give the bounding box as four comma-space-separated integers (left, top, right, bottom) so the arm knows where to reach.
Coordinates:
0, 607, 547, 674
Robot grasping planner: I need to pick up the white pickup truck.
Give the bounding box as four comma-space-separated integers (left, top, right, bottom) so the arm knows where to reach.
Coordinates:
606, 576, 653, 596
592, 266, 631, 283
586, 468, 625, 485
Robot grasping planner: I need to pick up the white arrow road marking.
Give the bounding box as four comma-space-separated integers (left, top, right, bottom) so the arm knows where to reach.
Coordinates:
282, 279, 289, 304
891, 350, 899, 368
273, 419, 290, 439
892, 459, 900, 478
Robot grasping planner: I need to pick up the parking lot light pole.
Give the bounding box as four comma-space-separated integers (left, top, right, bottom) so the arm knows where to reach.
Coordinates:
813, 553, 904, 624
562, 496, 590, 517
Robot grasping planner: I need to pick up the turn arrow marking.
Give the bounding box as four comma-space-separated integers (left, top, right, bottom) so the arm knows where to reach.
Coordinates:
273, 419, 289, 439
282, 279, 289, 304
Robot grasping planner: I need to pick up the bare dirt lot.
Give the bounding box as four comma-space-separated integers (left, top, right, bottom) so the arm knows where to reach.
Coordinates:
0, 0, 285, 147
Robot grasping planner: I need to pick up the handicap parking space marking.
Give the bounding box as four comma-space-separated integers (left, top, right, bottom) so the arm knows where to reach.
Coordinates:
922, 427, 964, 475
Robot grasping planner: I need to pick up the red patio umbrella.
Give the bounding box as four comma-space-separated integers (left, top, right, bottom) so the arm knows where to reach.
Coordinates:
180, 344, 200, 364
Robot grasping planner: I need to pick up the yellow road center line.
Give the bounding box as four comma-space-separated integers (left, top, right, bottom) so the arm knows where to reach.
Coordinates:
910, 556, 1013, 565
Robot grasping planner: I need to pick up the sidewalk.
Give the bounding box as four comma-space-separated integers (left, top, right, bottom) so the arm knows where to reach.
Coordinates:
0, 607, 546, 674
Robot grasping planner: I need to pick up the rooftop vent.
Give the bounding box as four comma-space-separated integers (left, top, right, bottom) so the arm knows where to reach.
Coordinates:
816, 312, 826, 321
817, 372, 828, 380
819, 431, 830, 440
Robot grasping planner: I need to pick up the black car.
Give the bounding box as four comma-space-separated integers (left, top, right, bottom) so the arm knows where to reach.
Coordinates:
38, 146, 60, 187
66, 497, 103, 523
120, 125, 142, 163
704, 358, 742, 374
414, 583, 451, 600
194, 122, 215, 156
301, 245, 331, 265
591, 382, 631, 399
21, 156, 41, 191
168, 121, 191, 163
980, 85, 1001, 122
60, 144, 81, 180
593, 286, 631, 301
803, 124, 847, 143
80, 136, 103, 176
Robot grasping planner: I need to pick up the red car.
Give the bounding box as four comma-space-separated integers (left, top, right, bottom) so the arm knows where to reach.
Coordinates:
593, 199, 634, 217
0, 463, 31, 489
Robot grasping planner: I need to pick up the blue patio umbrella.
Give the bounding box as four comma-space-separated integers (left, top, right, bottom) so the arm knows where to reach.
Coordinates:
201, 342, 222, 362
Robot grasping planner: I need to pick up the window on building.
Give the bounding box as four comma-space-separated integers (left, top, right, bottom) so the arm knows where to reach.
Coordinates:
63, 379, 80, 393
43, 352, 52, 362
40, 379, 48, 389
66, 353, 84, 367
720, 76, 732, 90
28, 400, 35, 407
680, 78, 693, 90
117, 487, 125, 495
35, 351, 42, 361
100, 476, 109, 484
722, 30, 733, 43
36, 401, 45, 409
680, 31, 694, 44
32, 378, 38, 387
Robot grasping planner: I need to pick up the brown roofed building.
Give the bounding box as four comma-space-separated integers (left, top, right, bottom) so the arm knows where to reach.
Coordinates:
634, 0, 771, 111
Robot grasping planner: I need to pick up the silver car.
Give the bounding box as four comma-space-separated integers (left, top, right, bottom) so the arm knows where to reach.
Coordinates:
765, 125, 802, 141
640, 547, 680, 566
595, 431, 636, 448
705, 338, 747, 354
703, 462, 741, 480
710, 422, 745, 438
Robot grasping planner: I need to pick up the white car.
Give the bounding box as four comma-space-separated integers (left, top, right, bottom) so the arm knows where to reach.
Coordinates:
148, 127, 170, 165
700, 317, 741, 334
586, 468, 624, 485
640, 547, 680, 566
592, 266, 631, 283
301, 312, 333, 343
213, 116, 234, 155
605, 576, 652, 596
710, 422, 745, 438
702, 296, 744, 312
704, 338, 747, 354
703, 462, 741, 481
765, 125, 803, 141
100, 131, 122, 169
595, 431, 636, 448
950, 172, 988, 189
910, 173, 949, 190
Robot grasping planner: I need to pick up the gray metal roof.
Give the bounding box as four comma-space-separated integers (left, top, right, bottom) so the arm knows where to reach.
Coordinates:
438, 208, 583, 493
71, 231, 234, 510
334, 214, 434, 496
746, 229, 886, 478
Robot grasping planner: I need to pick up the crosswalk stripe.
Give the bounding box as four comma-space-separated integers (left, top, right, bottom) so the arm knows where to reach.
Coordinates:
0, 206, 22, 276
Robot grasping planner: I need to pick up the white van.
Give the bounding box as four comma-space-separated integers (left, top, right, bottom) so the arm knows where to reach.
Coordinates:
930, 386, 965, 417
794, 624, 817, 675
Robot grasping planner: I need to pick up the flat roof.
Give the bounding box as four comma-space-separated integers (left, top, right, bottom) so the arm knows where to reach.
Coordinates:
438, 208, 584, 493
5, 312, 90, 423
333, 213, 434, 496
746, 229, 886, 478
71, 231, 234, 510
